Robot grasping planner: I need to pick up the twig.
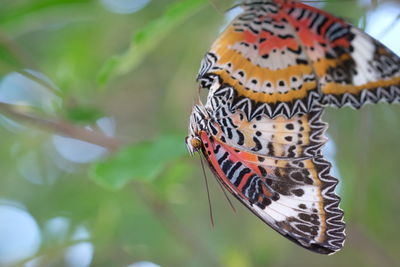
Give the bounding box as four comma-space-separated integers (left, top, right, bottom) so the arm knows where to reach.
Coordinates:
0, 27, 38, 69
0, 102, 122, 151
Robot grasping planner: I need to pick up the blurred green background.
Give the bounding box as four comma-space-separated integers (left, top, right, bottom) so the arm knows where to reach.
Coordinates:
0, 0, 399, 266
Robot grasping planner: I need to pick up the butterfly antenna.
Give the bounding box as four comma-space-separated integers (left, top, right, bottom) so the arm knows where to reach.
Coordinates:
215, 178, 236, 213
199, 154, 215, 228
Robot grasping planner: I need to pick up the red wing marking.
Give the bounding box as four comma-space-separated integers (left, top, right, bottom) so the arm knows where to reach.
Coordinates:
197, 0, 399, 119
197, 112, 344, 254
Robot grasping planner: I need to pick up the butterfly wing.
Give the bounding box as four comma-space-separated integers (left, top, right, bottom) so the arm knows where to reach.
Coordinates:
189, 0, 400, 254
197, 0, 399, 119
281, 0, 400, 108
198, 0, 320, 119
197, 108, 345, 254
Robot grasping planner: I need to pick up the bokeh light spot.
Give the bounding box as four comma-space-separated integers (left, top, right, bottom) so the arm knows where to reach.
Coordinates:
100, 0, 151, 14
0, 203, 41, 265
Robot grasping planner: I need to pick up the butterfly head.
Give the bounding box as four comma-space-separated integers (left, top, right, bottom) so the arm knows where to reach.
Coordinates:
185, 105, 210, 155
185, 135, 202, 155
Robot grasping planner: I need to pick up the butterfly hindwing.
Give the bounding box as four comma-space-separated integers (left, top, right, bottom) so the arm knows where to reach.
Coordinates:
282, 0, 400, 108
194, 106, 345, 254
198, 0, 319, 119
197, 0, 400, 119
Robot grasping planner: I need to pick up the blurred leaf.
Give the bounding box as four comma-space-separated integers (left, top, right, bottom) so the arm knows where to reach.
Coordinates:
157, 161, 193, 189
96, 0, 208, 86
90, 134, 188, 190
0, 0, 93, 24
153, 161, 194, 202
65, 105, 104, 123
222, 248, 251, 267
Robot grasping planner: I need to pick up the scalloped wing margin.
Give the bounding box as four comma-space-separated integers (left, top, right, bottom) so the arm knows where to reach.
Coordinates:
281, 0, 400, 108
198, 109, 345, 254
196, 0, 400, 119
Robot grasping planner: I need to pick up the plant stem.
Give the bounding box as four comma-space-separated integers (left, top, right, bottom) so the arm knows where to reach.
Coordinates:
0, 102, 121, 151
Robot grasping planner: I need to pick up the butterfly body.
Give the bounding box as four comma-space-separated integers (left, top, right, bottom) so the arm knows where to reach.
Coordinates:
187, 0, 399, 254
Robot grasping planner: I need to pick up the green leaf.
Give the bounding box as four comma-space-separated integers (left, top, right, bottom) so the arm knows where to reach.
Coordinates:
65, 106, 104, 123
155, 161, 194, 193
96, 0, 208, 86
0, 0, 93, 26
90, 134, 188, 190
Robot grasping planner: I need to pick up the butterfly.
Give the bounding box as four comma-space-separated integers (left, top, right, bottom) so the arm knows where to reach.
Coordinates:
186, 0, 400, 255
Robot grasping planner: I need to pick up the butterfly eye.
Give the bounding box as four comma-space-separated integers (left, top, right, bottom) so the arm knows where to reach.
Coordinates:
185, 135, 203, 155
191, 138, 203, 150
